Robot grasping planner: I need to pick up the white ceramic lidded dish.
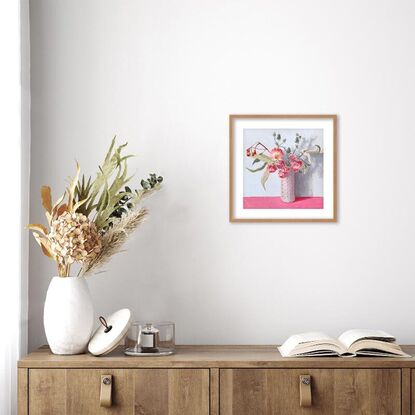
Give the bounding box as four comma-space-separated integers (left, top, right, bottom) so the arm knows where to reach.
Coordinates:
124, 321, 175, 356
88, 309, 133, 356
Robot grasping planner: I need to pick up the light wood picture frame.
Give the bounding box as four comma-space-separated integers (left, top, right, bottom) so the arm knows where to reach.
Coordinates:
229, 114, 337, 222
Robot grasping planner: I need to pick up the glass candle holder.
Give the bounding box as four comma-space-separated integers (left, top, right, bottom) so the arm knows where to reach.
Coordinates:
124, 321, 175, 356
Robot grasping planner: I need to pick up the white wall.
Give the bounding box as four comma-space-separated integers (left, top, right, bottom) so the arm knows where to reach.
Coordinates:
28, 0, 415, 351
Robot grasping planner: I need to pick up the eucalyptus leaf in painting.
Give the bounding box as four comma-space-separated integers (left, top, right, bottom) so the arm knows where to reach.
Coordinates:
247, 162, 267, 173
261, 168, 270, 189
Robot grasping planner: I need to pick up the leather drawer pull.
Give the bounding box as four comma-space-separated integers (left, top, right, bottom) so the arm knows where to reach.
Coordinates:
100, 375, 112, 407
299, 375, 312, 407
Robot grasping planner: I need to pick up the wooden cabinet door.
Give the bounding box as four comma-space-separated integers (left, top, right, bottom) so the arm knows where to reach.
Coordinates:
410, 369, 415, 414
29, 368, 209, 415
220, 368, 401, 415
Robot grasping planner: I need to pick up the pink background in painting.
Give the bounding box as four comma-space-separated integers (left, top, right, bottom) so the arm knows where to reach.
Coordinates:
243, 197, 324, 209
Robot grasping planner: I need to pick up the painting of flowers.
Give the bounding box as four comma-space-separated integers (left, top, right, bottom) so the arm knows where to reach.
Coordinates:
230, 115, 336, 222
244, 129, 323, 208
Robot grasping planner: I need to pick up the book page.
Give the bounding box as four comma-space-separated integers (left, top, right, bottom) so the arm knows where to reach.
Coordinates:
279, 332, 339, 357
356, 349, 411, 357
348, 339, 410, 357
338, 329, 395, 349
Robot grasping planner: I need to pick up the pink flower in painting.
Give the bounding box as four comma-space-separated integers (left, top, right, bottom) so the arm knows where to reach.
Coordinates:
246, 148, 251, 157
278, 166, 291, 179
291, 160, 302, 172
275, 159, 291, 178
270, 148, 284, 160
267, 163, 278, 173
276, 160, 286, 170
289, 155, 303, 172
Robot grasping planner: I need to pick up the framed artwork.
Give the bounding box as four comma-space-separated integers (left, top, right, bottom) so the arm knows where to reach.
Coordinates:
229, 114, 337, 222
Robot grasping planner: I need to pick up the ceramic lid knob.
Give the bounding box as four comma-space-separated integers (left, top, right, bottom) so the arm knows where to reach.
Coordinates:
88, 308, 132, 356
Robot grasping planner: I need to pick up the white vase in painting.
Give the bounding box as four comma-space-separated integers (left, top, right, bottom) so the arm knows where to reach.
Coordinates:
280, 171, 295, 203
44, 276, 94, 355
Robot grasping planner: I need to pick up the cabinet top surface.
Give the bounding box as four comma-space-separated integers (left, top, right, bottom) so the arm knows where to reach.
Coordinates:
18, 345, 415, 369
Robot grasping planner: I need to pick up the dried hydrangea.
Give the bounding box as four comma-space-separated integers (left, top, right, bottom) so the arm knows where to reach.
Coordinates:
49, 211, 102, 266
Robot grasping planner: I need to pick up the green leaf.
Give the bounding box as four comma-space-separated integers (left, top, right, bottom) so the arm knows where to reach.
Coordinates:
252, 158, 260, 165
83, 138, 135, 220
246, 162, 267, 173
253, 153, 274, 164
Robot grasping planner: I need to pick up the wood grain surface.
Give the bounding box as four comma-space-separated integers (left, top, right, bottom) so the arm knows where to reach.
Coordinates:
20, 346, 415, 414
220, 368, 401, 414
18, 345, 415, 369
17, 368, 28, 415
29, 368, 209, 415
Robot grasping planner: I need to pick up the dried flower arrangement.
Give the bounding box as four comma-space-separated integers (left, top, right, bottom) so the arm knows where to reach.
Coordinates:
245, 132, 321, 188
28, 138, 163, 277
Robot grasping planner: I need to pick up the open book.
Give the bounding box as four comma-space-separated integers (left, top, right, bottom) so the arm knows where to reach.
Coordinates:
278, 330, 411, 358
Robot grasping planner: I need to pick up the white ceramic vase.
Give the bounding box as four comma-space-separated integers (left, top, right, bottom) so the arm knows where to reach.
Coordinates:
44, 276, 94, 355
280, 171, 295, 203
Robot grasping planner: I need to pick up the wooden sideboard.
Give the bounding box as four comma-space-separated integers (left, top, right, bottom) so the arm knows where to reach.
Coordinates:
18, 345, 415, 414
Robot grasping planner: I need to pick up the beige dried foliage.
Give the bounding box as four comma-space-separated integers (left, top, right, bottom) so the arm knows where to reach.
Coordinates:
29, 163, 104, 277
41, 186, 52, 213
28, 141, 162, 278
49, 211, 102, 268
82, 208, 148, 276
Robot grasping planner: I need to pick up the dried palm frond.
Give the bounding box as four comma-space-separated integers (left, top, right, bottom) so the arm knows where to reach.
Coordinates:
78, 137, 134, 227
75, 175, 93, 216
81, 208, 148, 276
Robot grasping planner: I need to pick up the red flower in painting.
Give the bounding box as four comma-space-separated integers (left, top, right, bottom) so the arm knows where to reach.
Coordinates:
276, 160, 286, 170
276, 160, 290, 178
246, 147, 257, 157
289, 155, 303, 172
278, 166, 291, 179
268, 163, 278, 173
